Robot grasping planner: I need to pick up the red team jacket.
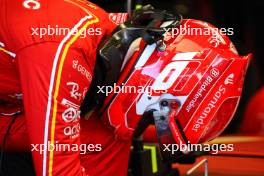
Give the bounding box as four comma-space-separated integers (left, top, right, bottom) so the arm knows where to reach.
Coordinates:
0, 0, 130, 176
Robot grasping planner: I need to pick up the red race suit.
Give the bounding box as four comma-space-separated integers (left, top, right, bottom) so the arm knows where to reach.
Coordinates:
0, 0, 130, 176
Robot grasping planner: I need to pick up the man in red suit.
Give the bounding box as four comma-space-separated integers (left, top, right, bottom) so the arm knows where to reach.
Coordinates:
0, 0, 131, 175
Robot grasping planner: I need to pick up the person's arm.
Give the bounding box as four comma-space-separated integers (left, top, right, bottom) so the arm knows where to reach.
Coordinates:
17, 41, 90, 176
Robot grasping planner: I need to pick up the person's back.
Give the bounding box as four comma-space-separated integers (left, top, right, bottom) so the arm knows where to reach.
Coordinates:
0, 0, 114, 102
0, 0, 116, 175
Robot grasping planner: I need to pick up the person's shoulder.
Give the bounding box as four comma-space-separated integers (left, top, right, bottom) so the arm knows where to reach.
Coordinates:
54, 0, 108, 20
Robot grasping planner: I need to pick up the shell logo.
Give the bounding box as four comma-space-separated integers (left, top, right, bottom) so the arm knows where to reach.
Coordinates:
23, 0, 41, 10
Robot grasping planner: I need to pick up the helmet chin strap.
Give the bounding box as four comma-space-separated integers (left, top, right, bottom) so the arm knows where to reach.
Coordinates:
153, 107, 190, 163
133, 102, 190, 163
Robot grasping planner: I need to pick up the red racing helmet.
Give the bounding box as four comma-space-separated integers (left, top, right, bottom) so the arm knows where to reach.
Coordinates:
83, 13, 251, 158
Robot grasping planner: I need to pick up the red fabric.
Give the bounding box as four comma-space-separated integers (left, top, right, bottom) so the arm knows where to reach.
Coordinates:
240, 87, 264, 135
0, 115, 30, 151
80, 116, 131, 176
143, 125, 158, 143
0, 114, 132, 176
0, 1, 130, 176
